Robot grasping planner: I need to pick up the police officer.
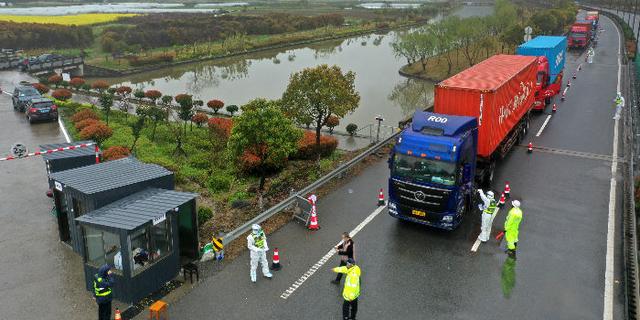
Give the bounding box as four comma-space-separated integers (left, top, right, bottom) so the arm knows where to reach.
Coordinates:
94, 264, 115, 320
477, 189, 496, 242
504, 200, 523, 258
332, 258, 361, 320
247, 224, 273, 283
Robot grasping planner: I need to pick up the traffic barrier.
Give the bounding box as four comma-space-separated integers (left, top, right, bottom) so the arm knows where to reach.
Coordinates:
498, 192, 506, 208
0, 142, 95, 162
114, 308, 122, 320
271, 248, 281, 270
212, 237, 224, 261
528, 142, 533, 153
377, 188, 385, 206
552, 103, 557, 113
504, 182, 510, 199
95, 144, 100, 164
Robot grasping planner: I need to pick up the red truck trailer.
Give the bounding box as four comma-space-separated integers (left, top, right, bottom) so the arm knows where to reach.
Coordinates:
434, 54, 537, 180
568, 21, 592, 48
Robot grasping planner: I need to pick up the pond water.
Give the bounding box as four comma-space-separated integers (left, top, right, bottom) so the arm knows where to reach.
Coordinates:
94, 5, 494, 133
0, 2, 248, 15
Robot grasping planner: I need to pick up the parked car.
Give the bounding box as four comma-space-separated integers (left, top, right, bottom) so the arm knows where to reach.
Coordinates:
12, 84, 41, 112
25, 97, 58, 123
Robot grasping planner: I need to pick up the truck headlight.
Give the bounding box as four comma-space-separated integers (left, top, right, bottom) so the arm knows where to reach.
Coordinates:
442, 215, 453, 222
389, 202, 397, 210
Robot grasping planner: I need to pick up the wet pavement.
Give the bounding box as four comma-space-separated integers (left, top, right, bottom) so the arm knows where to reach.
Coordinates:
0, 71, 96, 319
166, 15, 626, 320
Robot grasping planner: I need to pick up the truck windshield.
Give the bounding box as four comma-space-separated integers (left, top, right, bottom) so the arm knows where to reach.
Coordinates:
570, 32, 586, 38
392, 153, 456, 186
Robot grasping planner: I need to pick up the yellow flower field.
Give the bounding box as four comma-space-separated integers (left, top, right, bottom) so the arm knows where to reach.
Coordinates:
0, 13, 137, 25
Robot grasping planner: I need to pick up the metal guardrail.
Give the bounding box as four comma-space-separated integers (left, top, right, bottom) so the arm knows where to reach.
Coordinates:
222, 129, 400, 245
26, 57, 83, 72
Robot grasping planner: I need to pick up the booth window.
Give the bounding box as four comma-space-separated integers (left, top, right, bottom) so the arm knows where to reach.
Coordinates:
130, 218, 173, 276
83, 225, 121, 274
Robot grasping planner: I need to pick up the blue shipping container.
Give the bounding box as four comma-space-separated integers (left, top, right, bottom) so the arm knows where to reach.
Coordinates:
516, 36, 567, 84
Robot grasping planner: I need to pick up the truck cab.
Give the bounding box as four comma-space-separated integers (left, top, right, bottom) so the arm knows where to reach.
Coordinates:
517, 36, 566, 110
569, 21, 592, 48
388, 112, 477, 230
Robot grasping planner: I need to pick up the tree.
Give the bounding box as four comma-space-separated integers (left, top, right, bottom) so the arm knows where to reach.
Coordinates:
500, 24, 525, 53
99, 93, 114, 124
144, 90, 162, 104
52, 88, 72, 101
79, 122, 113, 147
207, 99, 224, 114
32, 83, 49, 95
457, 17, 487, 66
346, 123, 358, 136
391, 31, 420, 65
228, 104, 301, 209
226, 104, 239, 116
192, 112, 208, 128
91, 80, 109, 93
69, 77, 85, 90
116, 86, 132, 96
146, 105, 166, 141
326, 115, 339, 134
281, 64, 359, 157
430, 17, 461, 76
103, 146, 130, 161
161, 95, 173, 105
175, 94, 194, 134
129, 113, 146, 153
133, 89, 145, 100
48, 75, 63, 87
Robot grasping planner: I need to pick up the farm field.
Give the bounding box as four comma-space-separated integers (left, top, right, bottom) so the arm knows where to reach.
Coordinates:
0, 13, 137, 25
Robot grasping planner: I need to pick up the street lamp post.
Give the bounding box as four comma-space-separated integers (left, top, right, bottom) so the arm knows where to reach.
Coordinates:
375, 115, 384, 143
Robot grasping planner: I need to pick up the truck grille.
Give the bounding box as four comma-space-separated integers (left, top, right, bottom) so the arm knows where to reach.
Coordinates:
391, 178, 450, 214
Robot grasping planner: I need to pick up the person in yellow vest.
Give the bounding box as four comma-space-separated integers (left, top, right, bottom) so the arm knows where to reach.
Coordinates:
504, 200, 523, 258
94, 264, 115, 320
247, 224, 273, 283
332, 258, 361, 320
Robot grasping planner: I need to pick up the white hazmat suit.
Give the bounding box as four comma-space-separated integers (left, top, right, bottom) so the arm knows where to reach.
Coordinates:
614, 93, 625, 120
247, 225, 273, 282
477, 189, 496, 242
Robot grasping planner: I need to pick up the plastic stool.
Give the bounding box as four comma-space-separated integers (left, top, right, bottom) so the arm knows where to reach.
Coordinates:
149, 300, 168, 320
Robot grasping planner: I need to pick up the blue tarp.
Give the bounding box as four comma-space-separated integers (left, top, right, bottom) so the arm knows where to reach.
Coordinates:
517, 36, 567, 84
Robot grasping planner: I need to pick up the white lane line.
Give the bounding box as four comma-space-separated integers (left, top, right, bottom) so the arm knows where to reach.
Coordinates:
58, 117, 71, 143
535, 115, 553, 137
2, 92, 11, 96
563, 87, 569, 95
280, 204, 387, 300
603, 16, 621, 320
470, 207, 501, 252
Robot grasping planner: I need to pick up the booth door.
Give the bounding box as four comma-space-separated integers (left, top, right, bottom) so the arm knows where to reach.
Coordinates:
53, 190, 71, 243
177, 202, 198, 260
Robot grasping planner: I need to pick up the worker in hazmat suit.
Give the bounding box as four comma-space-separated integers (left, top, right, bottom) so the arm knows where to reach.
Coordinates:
477, 189, 496, 242
247, 224, 273, 282
614, 92, 625, 120
504, 200, 523, 258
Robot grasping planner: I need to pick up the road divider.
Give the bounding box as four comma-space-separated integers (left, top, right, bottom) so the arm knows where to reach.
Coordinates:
280, 204, 387, 300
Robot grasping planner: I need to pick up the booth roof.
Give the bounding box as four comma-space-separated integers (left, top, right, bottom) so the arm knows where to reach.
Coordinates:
40, 140, 96, 161
76, 188, 196, 231
50, 157, 172, 194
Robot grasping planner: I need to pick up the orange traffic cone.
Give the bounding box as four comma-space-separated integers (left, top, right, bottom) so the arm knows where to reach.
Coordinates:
567, 80, 571, 87
527, 142, 533, 153
552, 103, 557, 113
308, 209, 319, 230
114, 308, 122, 320
377, 188, 385, 206
504, 182, 511, 199
572, 72, 576, 79
95, 144, 100, 164
498, 192, 506, 208
270, 248, 281, 270
561, 91, 566, 101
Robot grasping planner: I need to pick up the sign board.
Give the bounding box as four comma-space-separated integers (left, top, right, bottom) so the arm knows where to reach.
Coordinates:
152, 213, 166, 225
524, 26, 533, 42
10, 143, 27, 158
62, 73, 71, 82
54, 181, 63, 191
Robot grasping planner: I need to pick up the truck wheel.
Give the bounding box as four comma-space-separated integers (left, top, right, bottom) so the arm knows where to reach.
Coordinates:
545, 97, 551, 106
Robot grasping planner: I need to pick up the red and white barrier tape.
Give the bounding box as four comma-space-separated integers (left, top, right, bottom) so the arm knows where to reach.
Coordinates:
0, 142, 96, 161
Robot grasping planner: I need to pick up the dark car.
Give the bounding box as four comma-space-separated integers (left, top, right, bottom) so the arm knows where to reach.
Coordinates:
12, 84, 42, 112
25, 98, 58, 123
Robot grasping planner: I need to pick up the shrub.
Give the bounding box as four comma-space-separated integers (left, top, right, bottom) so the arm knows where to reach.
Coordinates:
326, 115, 339, 133
207, 99, 224, 113
127, 53, 174, 67
51, 88, 72, 101
116, 86, 132, 96
69, 77, 85, 89
144, 89, 162, 102
346, 123, 358, 136
32, 83, 49, 94
81, 83, 91, 91
207, 172, 232, 192
161, 95, 173, 105
48, 75, 63, 86
239, 149, 262, 172
91, 80, 109, 92
197, 206, 213, 223
107, 87, 117, 95
208, 117, 233, 138
226, 104, 239, 116
295, 131, 338, 159
191, 112, 208, 127
133, 89, 145, 100
79, 122, 113, 146
102, 145, 130, 161
74, 118, 99, 131
175, 94, 192, 105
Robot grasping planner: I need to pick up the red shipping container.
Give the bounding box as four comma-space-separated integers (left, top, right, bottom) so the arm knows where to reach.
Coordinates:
434, 54, 537, 158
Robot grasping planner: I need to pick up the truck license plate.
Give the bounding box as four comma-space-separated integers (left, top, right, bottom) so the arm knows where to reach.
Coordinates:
412, 209, 426, 217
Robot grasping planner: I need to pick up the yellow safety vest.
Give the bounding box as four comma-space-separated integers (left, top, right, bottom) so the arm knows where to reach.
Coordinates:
93, 277, 112, 297
483, 199, 497, 215
333, 265, 361, 301
253, 232, 265, 249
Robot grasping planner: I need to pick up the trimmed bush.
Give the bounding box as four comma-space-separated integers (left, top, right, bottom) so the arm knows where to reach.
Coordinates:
295, 131, 338, 159
69, 77, 85, 89
207, 99, 224, 113
239, 149, 262, 173
208, 117, 233, 138
32, 83, 49, 94
102, 145, 130, 161
226, 104, 239, 116
79, 122, 113, 146
116, 86, 132, 96
70, 108, 99, 123
48, 75, 62, 86
197, 206, 213, 223
191, 112, 209, 127
91, 80, 109, 92
51, 88, 72, 101
74, 118, 99, 131
326, 115, 339, 133
144, 89, 162, 102
346, 123, 358, 136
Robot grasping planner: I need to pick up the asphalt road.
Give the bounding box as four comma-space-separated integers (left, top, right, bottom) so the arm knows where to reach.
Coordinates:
167, 15, 626, 320
0, 72, 97, 319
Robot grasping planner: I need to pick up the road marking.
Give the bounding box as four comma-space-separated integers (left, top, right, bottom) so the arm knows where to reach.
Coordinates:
562, 87, 569, 96
603, 15, 621, 320
470, 207, 501, 252
519, 144, 618, 162
280, 204, 387, 300
58, 117, 71, 143
470, 239, 481, 252
535, 114, 552, 137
